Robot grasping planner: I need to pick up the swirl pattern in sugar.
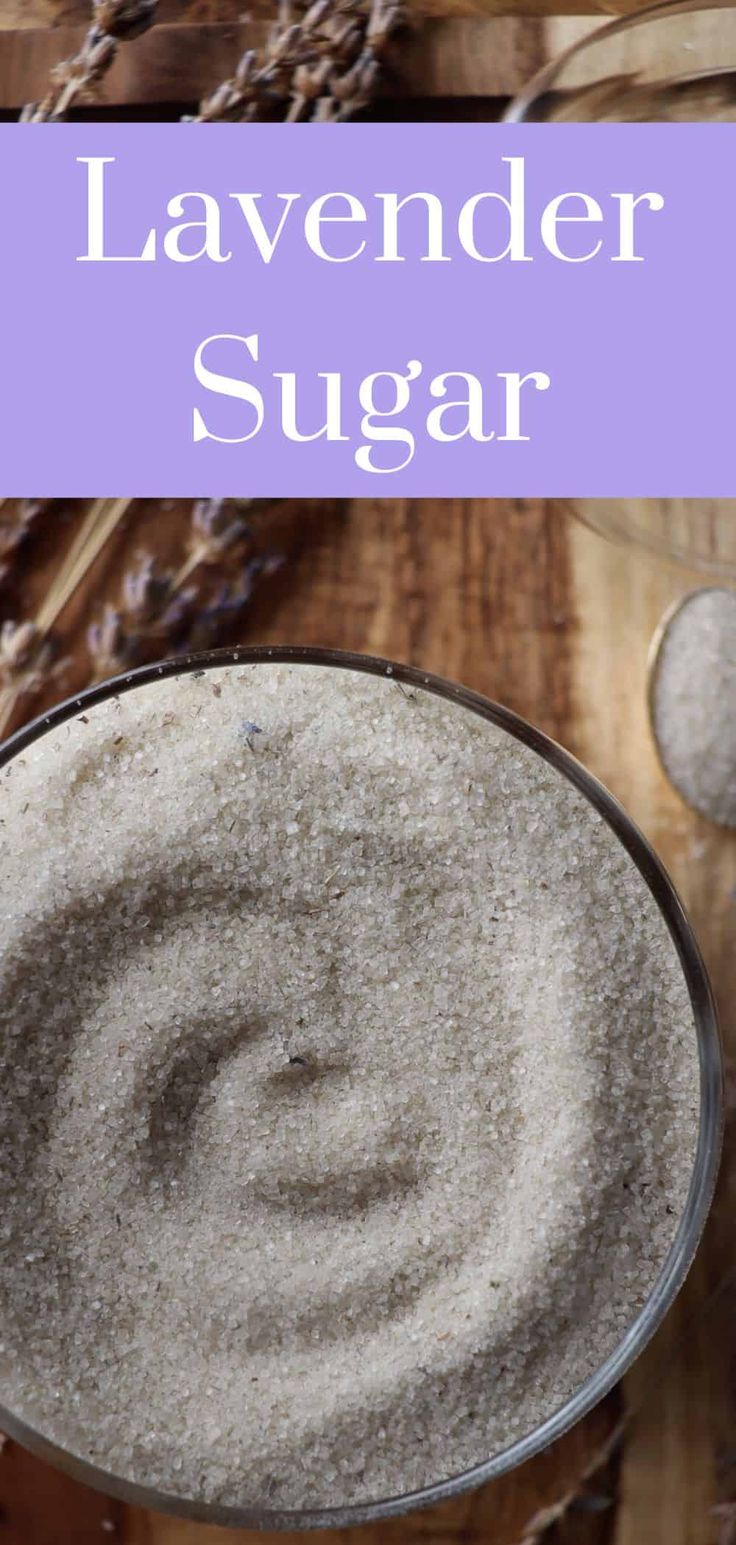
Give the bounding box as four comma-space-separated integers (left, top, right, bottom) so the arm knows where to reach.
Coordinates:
0, 663, 699, 1510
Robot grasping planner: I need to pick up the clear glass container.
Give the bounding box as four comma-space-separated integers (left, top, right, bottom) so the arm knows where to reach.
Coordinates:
503, 0, 736, 122
568, 502, 736, 578
0, 647, 723, 1531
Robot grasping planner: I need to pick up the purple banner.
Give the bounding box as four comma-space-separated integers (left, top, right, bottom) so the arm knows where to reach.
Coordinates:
1, 123, 734, 495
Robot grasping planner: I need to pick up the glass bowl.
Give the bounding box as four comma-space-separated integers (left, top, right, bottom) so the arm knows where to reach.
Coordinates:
0, 646, 723, 1531
503, 0, 736, 122
567, 503, 736, 578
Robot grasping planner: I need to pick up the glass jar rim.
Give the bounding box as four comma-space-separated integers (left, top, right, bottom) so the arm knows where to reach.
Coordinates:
502, 0, 736, 123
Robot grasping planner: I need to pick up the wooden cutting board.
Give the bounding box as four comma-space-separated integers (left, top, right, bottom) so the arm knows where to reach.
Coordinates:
0, 500, 734, 1545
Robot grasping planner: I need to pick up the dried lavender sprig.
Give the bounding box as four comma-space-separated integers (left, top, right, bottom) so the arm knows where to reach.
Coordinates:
713, 1503, 736, 1545
121, 551, 191, 629
183, 553, 283, 653
22, 0, 158, 123
187, 498, 254, 561
86, 500, 284, 682
175, 498, 272, 587
191, 0, 404, 125
0, 501, 48, 588
86, 557, 282, 680
0, 500, 132, 741
87, 566, 199, 680
86, 603, 132, 683
0, 622, 69, 701
519, 1422, 624, 1545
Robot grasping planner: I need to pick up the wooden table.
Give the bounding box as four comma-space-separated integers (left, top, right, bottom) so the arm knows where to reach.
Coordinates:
0, 499, 734, 1545
4, 0, 735, 116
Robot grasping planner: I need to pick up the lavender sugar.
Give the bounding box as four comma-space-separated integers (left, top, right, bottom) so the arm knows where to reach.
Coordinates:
0, 663, 699, 1511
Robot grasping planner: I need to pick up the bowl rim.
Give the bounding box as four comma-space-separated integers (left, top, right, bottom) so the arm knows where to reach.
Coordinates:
0, 644, 723, 1532
502, 0, 736, 123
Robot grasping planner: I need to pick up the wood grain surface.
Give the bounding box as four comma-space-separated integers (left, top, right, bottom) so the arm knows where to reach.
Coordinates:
3, 0, 735, 112
3, 3, 735, 118
0, 0, 707, 111
0, 499, 734, 1545
0, 0, 588, 118
0, 17, 550, 106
